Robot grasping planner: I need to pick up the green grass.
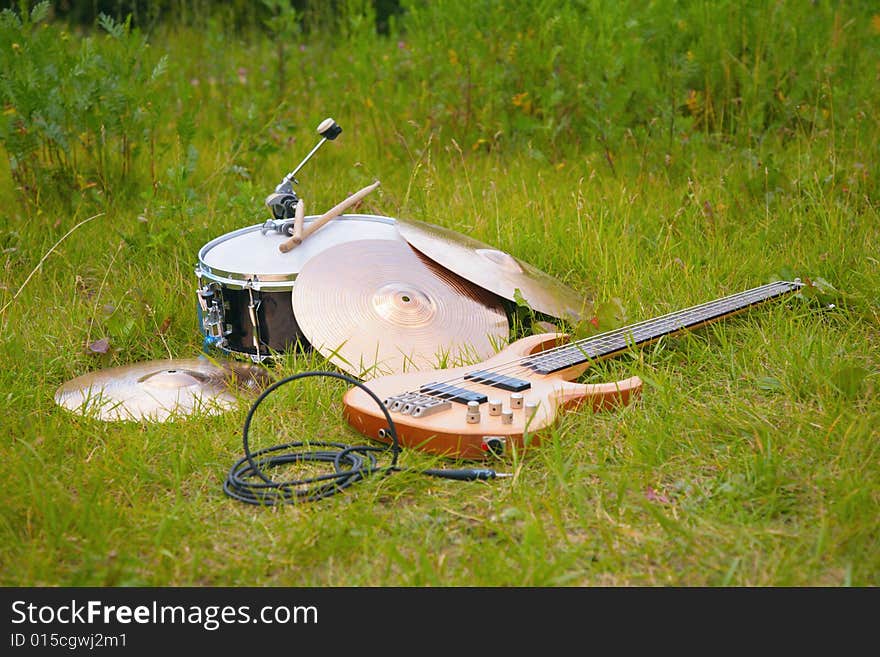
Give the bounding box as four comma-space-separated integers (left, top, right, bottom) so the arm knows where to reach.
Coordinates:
0, 1, 877, 586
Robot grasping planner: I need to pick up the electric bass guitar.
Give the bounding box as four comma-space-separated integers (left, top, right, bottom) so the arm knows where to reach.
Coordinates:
343, 280, 804, 459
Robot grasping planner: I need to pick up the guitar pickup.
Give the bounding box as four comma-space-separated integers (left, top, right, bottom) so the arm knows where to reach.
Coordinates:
419, 382, 488, 405
463, 370, 531, 391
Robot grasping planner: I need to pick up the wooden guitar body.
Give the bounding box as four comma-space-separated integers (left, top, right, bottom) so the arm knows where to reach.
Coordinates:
343, 333, 641, 459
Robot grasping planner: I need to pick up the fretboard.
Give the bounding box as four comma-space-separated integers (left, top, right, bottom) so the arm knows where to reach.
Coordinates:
523, 280, 803, 375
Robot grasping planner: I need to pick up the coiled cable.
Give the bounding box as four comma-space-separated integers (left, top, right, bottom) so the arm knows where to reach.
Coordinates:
223, 371, 400, 505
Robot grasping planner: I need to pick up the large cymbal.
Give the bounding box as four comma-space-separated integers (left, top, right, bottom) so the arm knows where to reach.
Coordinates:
396, 218, 589, 321
54, 357, 270, 421
291, 239, 509, 378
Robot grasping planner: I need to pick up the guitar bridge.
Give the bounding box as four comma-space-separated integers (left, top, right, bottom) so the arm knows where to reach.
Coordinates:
383, 392, 452, 417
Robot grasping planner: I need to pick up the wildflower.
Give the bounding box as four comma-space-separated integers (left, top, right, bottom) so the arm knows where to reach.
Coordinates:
645, 486, 670, 504
512, 92, 532, 114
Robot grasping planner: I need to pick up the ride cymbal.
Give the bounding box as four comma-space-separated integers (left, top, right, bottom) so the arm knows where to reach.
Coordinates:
54, 357, 270, 422
397, 218, 589, 321
291, 239, 509, 378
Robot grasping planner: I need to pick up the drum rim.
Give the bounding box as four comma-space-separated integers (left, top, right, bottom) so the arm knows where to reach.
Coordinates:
195, 213, 398, 289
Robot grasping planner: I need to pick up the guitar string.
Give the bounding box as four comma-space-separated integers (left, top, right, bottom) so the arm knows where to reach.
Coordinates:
487, 281, 799, 381
516, 282, 797, 369
423, 282, 796, 383
393, 281, 799, 396
467, 286, 794, 385
389, 281, 800, 400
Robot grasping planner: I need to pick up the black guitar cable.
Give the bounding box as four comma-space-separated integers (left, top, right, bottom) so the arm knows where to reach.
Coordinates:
223, 371, 509, 506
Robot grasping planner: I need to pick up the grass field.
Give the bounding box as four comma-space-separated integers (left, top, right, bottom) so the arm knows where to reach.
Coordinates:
1, 1, 878, 586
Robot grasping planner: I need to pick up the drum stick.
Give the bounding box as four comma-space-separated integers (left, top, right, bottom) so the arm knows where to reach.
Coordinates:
291, 198, 305, 243
278, 180, 380, 253
302, 180, 380, 239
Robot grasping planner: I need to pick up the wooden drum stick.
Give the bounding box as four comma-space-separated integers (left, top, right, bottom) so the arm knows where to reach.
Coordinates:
291, 198, 305, 243
278, 180, 380, 253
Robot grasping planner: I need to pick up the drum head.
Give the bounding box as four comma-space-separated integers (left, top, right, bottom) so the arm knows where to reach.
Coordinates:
197, 214, 403, 289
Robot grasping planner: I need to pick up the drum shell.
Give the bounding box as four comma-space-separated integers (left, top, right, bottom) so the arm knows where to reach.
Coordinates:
211, 287, 301, 356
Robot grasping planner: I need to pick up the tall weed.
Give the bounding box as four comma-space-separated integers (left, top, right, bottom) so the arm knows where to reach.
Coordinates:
0, 2, 168, 208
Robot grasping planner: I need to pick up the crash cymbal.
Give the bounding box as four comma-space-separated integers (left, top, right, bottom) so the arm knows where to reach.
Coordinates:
291, 239, 509, 377
54, 357, 271, 422
396, 218, 589, 321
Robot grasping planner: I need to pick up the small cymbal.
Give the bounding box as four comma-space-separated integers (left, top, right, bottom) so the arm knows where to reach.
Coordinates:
291, 239, 509, 377
54, 357, 270, 422
397, 218, 589, 321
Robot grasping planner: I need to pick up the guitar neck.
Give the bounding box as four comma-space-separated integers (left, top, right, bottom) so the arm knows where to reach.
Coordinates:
524, 280, 803, 375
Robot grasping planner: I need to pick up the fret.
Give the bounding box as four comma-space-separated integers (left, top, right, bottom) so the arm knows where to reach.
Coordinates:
526, 281, 800, 374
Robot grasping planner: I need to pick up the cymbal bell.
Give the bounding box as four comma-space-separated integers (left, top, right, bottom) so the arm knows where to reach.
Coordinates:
54, 357, 271, 422
291, 239, 509, 378
396, 218, 589, 321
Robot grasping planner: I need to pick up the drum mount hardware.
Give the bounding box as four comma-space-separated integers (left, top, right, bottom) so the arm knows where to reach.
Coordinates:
263, 117, 342, 229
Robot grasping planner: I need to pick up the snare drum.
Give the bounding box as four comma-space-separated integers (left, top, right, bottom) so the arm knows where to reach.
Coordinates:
195, 214, 403, 361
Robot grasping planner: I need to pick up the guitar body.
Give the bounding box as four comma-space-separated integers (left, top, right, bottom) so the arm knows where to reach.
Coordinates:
343, 333, 642, 459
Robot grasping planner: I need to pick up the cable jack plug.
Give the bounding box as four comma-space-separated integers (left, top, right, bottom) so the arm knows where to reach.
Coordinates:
422, 468, 511, 481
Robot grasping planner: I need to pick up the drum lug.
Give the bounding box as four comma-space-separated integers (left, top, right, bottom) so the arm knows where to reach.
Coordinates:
198, 284, 228, 344
246, 285, 263, 356
260, 218, 282, 234
260, 217, 297, 235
